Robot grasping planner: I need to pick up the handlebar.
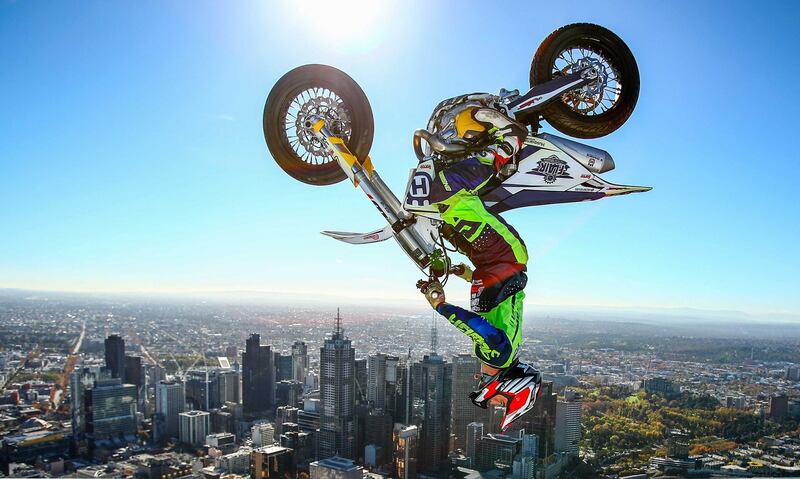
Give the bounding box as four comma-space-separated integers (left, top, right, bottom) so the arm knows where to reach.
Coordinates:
413, 129, 469, 162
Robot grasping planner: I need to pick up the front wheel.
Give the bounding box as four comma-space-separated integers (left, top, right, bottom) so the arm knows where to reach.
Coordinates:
263, 64, 374, 186
531, 23, 640, 139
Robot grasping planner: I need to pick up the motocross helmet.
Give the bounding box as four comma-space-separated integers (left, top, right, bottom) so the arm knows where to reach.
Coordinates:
455, 107, 487, 141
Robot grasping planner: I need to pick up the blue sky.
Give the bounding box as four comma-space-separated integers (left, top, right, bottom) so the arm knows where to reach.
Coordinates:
1, 0, 798, 316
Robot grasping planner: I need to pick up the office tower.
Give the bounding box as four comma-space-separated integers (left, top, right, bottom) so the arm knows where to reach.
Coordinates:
770, 394, 789, 419
251, 445, 296, 479
275, 352, 294, 382
281, 430, 314, 469
243, 333, 275, 417
298, 398, 321, 433
393, 424, 418, 479
666, 430, 690, 459
217, 369, 241, 405
319, 309, 356, 459
210, 408, 235, 435
411, 353, 452, 474
363, 409, 393, 467
725, 394, 747, 409
475, 434, 521, 472
555, 391, 582, 456
148, 364, 166, 386
276, 379, 303, 408
292, 341, 308, 384
392, 359, 411, 425
367, 354, 388, 409
104, 334, 125, 380
252, 422, 276, 447
506, 381, 557, 459
787, 366, 800, 381
185, 370, 214, 411
179, 410, 210, 446
70, 367, 97, 455
124, 355, 145, 410
85, 379, 137, 451
465, 422, 483, 462
154, 380, 185, 443
355, 358, 367, 404
451, 353, 492, 452
515, 434, 539, 479
310, 457, 363, 479
276, 406, 299, 437
206, 432, 237, 454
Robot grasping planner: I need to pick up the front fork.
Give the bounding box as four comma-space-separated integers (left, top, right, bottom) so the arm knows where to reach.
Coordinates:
306, 116, 437, 271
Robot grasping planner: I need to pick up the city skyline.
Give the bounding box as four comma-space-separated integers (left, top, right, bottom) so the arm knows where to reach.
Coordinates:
1, 1, 799, 316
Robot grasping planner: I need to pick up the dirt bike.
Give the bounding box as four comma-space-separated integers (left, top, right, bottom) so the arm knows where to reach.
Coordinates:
263, 23, 650, 286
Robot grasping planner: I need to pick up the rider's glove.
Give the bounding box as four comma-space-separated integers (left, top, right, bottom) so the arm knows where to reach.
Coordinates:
450, 263, 474, 283
471, 108, 527, 171
422, 281, 446, 309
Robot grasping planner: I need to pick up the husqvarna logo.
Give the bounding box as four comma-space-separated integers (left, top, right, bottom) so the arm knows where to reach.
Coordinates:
406, 172, 432, 207
409, 172, 430, 198
530, 154, 571, 184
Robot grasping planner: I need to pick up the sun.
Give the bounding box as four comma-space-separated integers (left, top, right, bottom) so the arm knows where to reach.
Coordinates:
286, 0, 385, 50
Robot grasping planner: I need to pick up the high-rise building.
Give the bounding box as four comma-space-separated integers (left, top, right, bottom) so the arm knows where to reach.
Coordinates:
355, 358, 367, 404
393, 424, 418, 479
506, 381, 557, 459
124, 355, 145, 410
70, 367, 97, 455
465, 422, 483, 463
104, 335, 125, 381
475, 434, 521, 472
252, 422, 276, 447
154, 380, 185, 443
770, 394, 789, 419
367, 354, 388, 409
555, 391, 582, 457
179, 410, 210, 446
725, 394, 747, 409
85, 379, 137, 451
292, 341, 309, 384
516, 434, 539, 479
319, 309, 356, 459
251, 445, 296, 479
276, 406, 299, 438
451, 354, 491, 452
275, 352, 294, 382
411, 353, 452, 474
363, 409, 393, 467
243, 333, 275, 417
310, 456, 363, 479
276, 380, 303, 408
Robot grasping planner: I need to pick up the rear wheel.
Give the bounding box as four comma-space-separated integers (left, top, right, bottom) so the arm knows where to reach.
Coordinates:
531, 23, 639, 139
263, 64, 374, 186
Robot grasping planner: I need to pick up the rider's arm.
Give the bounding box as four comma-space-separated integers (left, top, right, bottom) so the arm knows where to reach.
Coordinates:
472, 108, 527, 171
435, 301, 511, 351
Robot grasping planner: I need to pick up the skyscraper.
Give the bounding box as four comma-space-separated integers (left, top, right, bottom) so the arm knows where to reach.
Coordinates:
179, 410, 210, 446
104, 334, 125, 381
154, 380, 185, 443
292, 341, 308, 384
251, 445, 296, 479
465, 422, 483, 463
451, 353, 492, 452
85, 379, 137, 451
242, 333, 275, 417
124, 355, 145, 410
367, 354, 388, 410
319, 309, 356, 459
393, 424, 418, 479
70, 367, 97, 455
506, 381, 557, 459
555, 391, 582, 457
275, 352, 294, 382
411, 353, 452, 474
475, 434, 521, 472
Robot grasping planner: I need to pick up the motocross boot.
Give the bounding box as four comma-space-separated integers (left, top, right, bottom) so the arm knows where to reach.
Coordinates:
469, 359, 542, 431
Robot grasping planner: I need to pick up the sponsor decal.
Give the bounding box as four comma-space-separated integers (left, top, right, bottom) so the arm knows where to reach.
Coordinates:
517, 95, 543, 109
529, 154, 572, 184
406, 171, 432, 207
363, 233, 380, 241
530, 139, 546, 147
418, 164, 432, 170
581, 174, 591, 179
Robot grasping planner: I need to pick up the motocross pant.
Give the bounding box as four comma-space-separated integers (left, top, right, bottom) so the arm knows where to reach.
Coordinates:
430, 156, 529, 369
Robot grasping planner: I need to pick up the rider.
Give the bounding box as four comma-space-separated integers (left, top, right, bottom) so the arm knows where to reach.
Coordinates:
419, 94, 542, 430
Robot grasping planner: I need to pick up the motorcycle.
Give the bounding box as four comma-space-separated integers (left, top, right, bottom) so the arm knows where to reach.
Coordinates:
263, 23, 650, 284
